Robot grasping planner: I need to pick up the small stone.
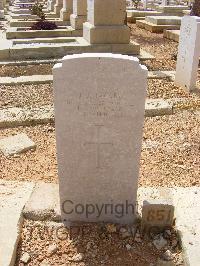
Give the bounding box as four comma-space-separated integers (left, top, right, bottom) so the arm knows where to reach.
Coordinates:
161, 250, 174, 261
153, 235, 168, 250
119, 227, 127, 233
120, 227, 131, 239
134, 232, 142, 243
13, 154, 20, 158
47, 126, 54, 132
171, 238, 178, 248
47, 244, 58, 257
69, 253, 84, 262
20, 252, 31, 263
126, 244, 132, 250
130, 225, 137, 236
164, 230, 171, 237
106, 223, 117, 233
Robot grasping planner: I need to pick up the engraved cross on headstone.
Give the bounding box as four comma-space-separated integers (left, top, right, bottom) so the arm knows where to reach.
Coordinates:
84, 125, 113, 169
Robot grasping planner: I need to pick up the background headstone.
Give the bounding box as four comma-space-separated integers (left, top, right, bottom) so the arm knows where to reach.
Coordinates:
70, 0, 87, 30
53, 53, 147, 225
83, 0, 130, 44
175, 15, 200, 92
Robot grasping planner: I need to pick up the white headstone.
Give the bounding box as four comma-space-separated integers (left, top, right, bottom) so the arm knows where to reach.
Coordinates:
142, 0, 148, 10
162, 0, 168, 5
83, 0, 130, 44
175, 16, 200, 92
53, 53, 147, 225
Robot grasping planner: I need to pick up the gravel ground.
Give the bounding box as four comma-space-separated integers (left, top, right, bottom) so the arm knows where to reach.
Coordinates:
0, 79, 199, 109
141, 110, 200, 187
147, 79, 189, 99
0, 124, 57, 183
15, 220, 183, 266
0, 84, 53, 108
0, 64, 54, 77
0, 111, 199, 187
129, 23, 178, 71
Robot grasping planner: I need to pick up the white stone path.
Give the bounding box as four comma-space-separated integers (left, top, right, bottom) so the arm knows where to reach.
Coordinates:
0, 180, 34, 266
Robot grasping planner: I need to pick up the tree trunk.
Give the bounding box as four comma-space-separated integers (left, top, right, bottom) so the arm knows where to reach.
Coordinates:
190, 0, 200, 17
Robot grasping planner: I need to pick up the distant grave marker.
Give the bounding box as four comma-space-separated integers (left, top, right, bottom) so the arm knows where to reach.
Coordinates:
175, 16, 200, 92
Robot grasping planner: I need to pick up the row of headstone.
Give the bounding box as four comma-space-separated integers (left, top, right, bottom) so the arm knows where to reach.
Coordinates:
139, 0, 189, 11
161, 0, 189, 6
53, 53, 147, 224
175, 15, 200, 92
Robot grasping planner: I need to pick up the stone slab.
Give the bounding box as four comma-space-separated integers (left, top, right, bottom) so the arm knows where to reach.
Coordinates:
0, 180, 34, 266
146, 15, 182, 25
127, 10, 161, 19
0, 59, 59, 66
0, 70, 173, 86
136, 20, 180, 33
23, 182, 60, 221
0, 49, 153, 66
148, 70, 175, 80
0, 133, 36, 156
163, 29, 180, 42
172, 187, 200, 266
156, 5, 189, 15
127, 16, 145, 23
9, 19, 69, 27
0, 105, 54, 129
6, 27, 82, 39
145, 99, 173, 117
0, 40, 142, 60
0, 75, 53, 85
0, 99, 174, 129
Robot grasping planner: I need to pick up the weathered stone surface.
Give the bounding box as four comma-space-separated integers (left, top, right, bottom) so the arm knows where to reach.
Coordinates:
141, 199, 174, 231
0, 105, 54, 129
145, 99, 173, 117
53, 53, 147, 224
0, 133, 36, 156
23, 182, 60, 221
